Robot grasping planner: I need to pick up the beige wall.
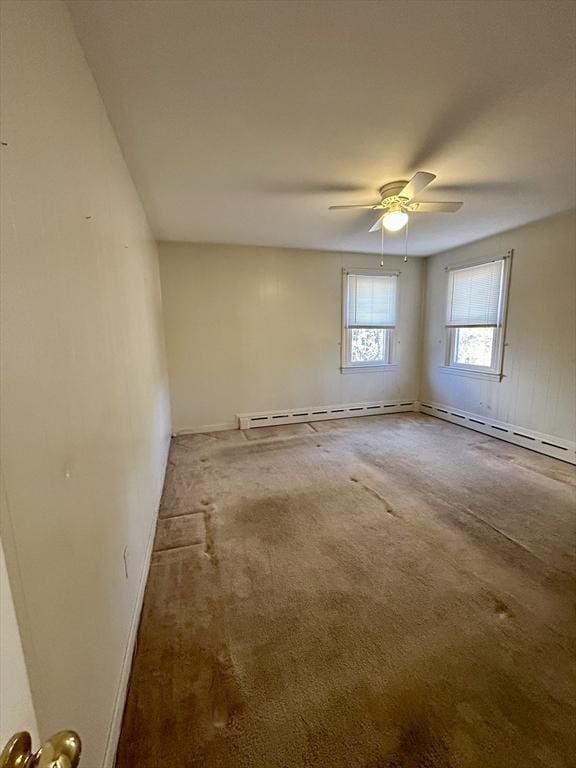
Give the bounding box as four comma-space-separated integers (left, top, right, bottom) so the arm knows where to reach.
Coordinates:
0, 2, 170, 765
159, 242, 425, 432
421, 210, 576, 440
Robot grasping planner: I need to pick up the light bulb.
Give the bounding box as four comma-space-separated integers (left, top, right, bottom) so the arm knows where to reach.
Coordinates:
382, 209, 409, 232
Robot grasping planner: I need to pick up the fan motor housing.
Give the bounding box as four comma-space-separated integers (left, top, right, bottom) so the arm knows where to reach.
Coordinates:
379, 180, 409, 202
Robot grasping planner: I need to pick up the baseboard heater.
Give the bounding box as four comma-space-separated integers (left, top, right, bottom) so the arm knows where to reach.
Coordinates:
419, 401, 576, 465
238, 399, 416, 430
233, 398, 575, 465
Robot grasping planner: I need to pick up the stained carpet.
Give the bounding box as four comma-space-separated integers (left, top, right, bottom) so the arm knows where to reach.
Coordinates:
117, 413, 576, 768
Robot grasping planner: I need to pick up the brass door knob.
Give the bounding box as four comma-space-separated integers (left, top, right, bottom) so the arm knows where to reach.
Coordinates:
0, 731, 81, 768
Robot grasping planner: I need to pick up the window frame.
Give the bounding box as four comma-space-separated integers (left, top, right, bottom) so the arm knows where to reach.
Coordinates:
442, 251, 512, 381
340, 268, 399, 374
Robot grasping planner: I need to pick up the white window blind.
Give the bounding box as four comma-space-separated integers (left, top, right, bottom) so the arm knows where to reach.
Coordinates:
346, 274, 397, 328
447, 260, 504, 327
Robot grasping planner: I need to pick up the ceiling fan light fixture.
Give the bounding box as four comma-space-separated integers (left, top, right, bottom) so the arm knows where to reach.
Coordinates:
328, 172, 462, 234
382, 209, 409, 232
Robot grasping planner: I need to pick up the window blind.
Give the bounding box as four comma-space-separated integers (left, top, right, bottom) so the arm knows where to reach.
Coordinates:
347, 274, 397, 328
447, 260, 504, 327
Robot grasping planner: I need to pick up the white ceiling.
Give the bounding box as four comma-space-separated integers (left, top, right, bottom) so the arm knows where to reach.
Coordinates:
68, 0, 576, 256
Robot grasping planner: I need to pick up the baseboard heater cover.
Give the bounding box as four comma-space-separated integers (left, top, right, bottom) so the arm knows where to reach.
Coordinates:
419, 401, 576, 465
238, 399, 417, 430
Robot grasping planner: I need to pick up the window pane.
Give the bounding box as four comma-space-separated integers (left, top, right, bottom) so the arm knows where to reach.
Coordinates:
350, 328, 387, 363
454, 327, 494, 367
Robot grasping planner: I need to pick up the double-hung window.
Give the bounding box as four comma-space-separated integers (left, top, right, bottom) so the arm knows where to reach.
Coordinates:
342, 270, 398, 372
445, 255, 511, 378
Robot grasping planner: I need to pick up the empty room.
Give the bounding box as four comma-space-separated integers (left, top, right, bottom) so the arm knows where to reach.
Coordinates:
1, 1, 575, 767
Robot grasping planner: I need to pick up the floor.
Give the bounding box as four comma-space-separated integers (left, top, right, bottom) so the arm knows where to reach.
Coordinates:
117, 413, 576, 768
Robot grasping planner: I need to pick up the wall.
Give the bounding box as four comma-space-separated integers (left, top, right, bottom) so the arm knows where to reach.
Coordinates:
0, 2, 171, 765
159, 242, 425, 432
421, 210, 576, 441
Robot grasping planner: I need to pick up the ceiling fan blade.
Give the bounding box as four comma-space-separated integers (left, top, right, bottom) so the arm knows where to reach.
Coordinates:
410, 201, 463, 213
399, 172, 436, 201
368, 214, 386, 232
328, 204, 380, 210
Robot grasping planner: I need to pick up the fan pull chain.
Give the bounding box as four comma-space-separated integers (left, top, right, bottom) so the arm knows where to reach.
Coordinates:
380, 223, 384, 267
404, 218, 409, 262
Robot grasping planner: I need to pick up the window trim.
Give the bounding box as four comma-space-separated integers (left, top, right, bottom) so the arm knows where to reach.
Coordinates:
442, 251, 512, 380
340, 268, 400, 373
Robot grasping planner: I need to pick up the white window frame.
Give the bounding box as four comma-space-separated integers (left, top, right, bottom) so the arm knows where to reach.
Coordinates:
441, 251, 512, 381
341, 268, 399, 374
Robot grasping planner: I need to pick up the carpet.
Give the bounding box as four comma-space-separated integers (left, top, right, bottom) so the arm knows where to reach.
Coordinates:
117, 413, 576, 768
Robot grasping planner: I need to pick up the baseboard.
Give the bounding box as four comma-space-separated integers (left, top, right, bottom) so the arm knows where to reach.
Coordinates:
174, 420, 238, 436
102, 437, 170, 768
173, 400, 575, 466
419, 400, 576, 465
238, 398, 417, 429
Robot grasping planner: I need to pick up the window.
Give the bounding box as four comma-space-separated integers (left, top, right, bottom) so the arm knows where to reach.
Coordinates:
341, 270, 398, 371
445, 255, 511, 377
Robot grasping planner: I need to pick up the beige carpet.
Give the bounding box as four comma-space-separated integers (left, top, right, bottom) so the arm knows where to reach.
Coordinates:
117, 413, 576, 768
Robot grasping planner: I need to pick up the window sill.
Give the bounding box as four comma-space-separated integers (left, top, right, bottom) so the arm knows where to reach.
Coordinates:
341, 364, 399, 375
439, 365, 503, 382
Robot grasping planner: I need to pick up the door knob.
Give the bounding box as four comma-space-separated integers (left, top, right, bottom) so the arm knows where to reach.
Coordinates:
0, 730, 81, 768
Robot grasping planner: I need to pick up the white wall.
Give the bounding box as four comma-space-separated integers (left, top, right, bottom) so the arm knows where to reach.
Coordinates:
159, 242, 425, 432
0, 1, 171, 765
421, 210, 576, 440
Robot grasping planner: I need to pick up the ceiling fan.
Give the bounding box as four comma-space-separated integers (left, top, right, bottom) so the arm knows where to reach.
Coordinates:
329, 172, 462, 232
